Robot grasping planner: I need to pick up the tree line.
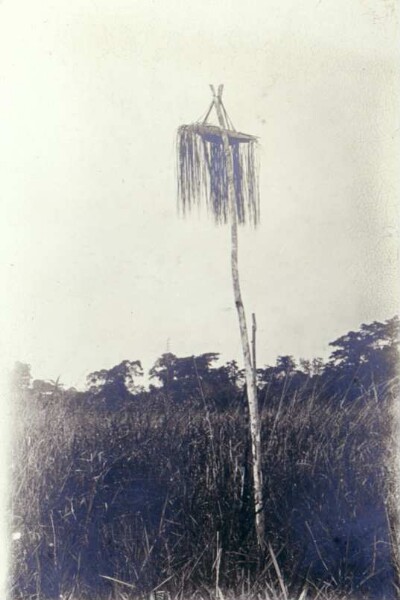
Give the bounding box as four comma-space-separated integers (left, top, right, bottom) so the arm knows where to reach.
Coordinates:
13, 315, 399, 410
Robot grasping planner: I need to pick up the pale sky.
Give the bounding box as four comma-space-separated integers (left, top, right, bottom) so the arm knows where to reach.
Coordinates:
0, 0, 399, 392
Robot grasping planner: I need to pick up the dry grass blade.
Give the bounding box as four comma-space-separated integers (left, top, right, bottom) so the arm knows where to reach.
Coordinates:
151, 574, 175, 593
99, 574, 137, 589
297, 587, 308, 600
267, 544, 288, 600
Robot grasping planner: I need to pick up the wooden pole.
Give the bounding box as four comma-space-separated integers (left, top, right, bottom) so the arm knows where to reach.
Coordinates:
210, 84, 265, 550
252, 313, 257, 390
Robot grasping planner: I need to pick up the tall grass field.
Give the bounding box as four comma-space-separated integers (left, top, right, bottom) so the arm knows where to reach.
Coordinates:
9, 318, 400, 600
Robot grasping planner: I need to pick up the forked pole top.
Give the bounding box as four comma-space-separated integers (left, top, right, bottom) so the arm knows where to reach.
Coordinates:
210, 84, 224, 99
205, 84, 235, 131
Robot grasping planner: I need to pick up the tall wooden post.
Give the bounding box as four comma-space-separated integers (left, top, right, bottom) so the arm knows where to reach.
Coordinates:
210, 84, 265, 550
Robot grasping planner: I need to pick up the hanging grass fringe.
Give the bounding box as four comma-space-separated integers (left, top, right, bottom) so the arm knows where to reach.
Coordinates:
177, 124, 260, 226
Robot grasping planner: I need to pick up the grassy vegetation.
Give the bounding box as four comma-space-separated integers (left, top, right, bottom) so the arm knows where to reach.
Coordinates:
9, 370, 399, 600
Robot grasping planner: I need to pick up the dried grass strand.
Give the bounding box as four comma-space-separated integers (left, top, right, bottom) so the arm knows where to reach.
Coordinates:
177, 124, 260, 226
